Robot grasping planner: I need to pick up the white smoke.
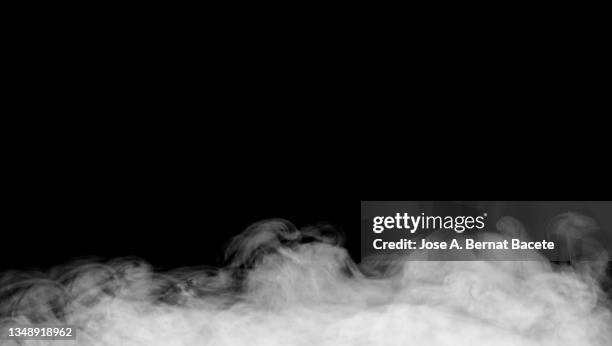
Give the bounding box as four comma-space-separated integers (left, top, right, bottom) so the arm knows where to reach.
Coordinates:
1, 214, 611, 345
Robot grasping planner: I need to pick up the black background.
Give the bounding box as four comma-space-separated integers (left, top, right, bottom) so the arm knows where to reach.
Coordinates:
3, 151, 359, 271
2, 15, 610, 277
4, 144, 609, 273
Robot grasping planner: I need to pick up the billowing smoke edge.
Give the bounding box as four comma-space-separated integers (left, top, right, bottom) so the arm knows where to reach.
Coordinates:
1, 214, 611, 345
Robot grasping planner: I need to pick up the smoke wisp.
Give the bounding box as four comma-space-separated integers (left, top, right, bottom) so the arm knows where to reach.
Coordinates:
1, 214, 611, 345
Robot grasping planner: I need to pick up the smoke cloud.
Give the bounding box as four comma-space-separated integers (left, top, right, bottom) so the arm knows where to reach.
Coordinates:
1, 214, 611, 345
